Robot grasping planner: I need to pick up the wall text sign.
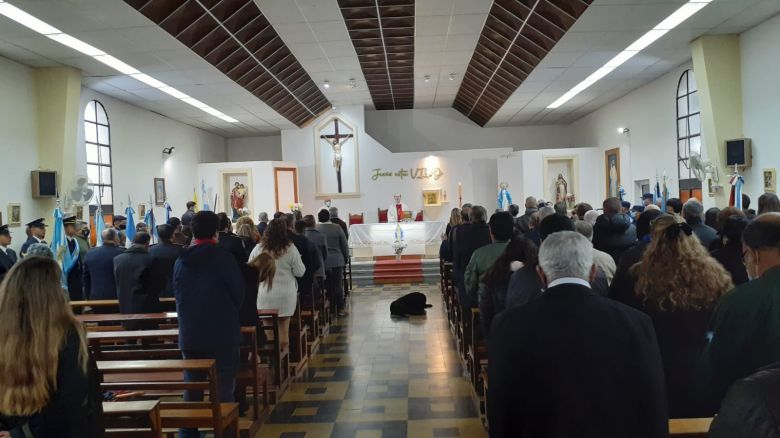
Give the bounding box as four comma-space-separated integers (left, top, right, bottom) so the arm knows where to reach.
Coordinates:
371, 167, 444, 181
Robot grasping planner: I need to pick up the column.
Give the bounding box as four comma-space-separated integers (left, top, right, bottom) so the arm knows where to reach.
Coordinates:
691, 35, 743, 208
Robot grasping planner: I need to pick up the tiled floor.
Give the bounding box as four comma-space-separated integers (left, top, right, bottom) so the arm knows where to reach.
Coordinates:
258, 283, 487, 438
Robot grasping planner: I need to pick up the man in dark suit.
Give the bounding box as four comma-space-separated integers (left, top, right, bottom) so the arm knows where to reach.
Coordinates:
284, 214, 320, 298
0, 225, 17, 282
683, 199, 717, 248
488, 230, 667, 438
83, 228, 124, 300
20, 218, 47, 257
149, 224, 184, 298
216, 213, 247, 263
328, 207, 349, 240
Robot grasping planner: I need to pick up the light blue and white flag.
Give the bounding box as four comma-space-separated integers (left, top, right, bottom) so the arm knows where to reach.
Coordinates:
95, 204, 105, 247
50, 206, 78, 290
125, 202, 136, 248
144, 206, 158, 241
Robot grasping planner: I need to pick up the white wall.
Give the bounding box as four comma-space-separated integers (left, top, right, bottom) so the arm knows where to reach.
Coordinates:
572, 64, 692, 204
517, 147, 603, 206
197, 160, 298, 217
365, 107, 578, 153
741, 13, 780, 198
227, 135, 282, 161
0, 56, 44, 252
282, 104, 515, 222
76, 88, 226, 221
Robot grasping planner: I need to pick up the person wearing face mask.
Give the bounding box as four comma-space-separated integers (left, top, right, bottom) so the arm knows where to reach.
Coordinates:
74, 221, 91, 260
62, 216, 86, 302
698, 213, 780, 414
112, 215, 128, 247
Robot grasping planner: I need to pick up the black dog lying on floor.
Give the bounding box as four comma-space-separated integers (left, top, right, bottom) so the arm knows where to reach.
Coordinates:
390, 292, 433, 317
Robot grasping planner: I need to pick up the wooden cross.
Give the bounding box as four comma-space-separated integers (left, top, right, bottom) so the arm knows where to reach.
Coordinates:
320, 119, 353, 193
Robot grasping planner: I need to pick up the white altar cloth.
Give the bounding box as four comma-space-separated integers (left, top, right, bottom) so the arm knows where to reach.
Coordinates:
349, 221, 446, 258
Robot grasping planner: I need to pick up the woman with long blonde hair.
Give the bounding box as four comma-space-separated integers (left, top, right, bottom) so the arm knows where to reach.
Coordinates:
613, 213, 733, 418
0, 257, 103, 437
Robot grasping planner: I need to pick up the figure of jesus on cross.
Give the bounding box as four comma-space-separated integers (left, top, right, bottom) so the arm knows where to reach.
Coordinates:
319, 118, 353, 193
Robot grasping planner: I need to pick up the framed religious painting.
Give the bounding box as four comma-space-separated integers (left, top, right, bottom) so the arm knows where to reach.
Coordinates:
314, 115, 360, 199
604, 148, 621, 199
763, 168, 777, 193
7, 203, 21, 227
422, 189, 442, 206
138, 203, 146, 219
154, 178, 166, 206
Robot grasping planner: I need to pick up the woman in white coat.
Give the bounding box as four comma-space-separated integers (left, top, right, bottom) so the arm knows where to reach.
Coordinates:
250, 218, 305, 348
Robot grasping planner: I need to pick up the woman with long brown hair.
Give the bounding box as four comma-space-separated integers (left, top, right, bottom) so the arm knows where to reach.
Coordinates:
0, 257, 103, 437
249, 218, 304, 348
613, 214, 733, 418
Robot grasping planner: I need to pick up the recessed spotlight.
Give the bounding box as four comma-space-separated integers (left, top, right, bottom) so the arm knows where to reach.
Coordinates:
323, 80, 330, 89
618, 127, 630, 135
448, 73, 456, 81
424, 74, 431, 83
349, 78, 356, 88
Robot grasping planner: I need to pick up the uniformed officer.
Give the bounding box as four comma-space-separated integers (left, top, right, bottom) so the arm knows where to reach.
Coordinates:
0, 224, 17, 282
62, 215, 85, 301
20, 218, 47, 257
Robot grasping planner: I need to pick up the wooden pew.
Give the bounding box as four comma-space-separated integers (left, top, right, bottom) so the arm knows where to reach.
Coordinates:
467, 308, 487, 396
669, 418, 712, 437
70, 297, 176, 312
103, 400, 162, 437
98, 359, 239, 438
288, 301, 310, 377
257, 309, 290, 404
87, 326, 268, 436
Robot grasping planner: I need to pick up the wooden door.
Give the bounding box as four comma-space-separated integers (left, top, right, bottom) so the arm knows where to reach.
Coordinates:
274, 167, 298, 212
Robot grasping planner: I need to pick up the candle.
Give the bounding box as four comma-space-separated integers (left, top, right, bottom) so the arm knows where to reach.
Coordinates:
458, 182, 462, 198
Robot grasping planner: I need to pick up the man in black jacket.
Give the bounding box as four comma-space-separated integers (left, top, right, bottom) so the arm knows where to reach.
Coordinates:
489, 230, 667, 438
216, 213, 248, 263
113, 232, 165, 329
328, 207, 349, 240
683, 199, 717, 248
593, 197, 637, 262
149, 224, 183, 298
83, 228, 124, 300
451, 205, 491, 310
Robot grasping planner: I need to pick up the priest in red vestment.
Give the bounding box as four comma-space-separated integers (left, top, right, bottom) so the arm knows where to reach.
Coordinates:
387, 194, 412, 222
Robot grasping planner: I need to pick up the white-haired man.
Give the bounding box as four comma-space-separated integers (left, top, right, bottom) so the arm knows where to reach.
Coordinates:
488, 231, 667, 438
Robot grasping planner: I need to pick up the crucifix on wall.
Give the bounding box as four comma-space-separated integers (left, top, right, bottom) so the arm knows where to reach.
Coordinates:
319, 118, 353, 193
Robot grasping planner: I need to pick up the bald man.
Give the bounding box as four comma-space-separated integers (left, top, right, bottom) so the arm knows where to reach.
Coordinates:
699, 213, 780, 413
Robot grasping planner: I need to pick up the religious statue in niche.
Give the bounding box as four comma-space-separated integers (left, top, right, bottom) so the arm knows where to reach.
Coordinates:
230, 182, 247, 220
315, 116, 360, 198
497, 182, 512, 211
555, 174, 568, 203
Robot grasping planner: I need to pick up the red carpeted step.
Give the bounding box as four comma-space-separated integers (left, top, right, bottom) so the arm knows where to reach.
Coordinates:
371, 257, 424, 284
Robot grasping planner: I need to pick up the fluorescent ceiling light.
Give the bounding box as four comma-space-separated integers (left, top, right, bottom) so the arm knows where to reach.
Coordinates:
93, 54, 138, 75
130, 73, 166, 88
547, 0, 712, 109
0, 2, 60, 34
158, 86, 189, 99
654, 1, 711, 31
181, 97, 208, 109
47, 33, 105, 56
0, 1, 239, 124
217, 114, 239, 123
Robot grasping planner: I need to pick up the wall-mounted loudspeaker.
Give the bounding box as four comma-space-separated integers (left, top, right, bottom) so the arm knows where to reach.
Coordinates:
725, 138, 752, 169
31, 170, 57, 198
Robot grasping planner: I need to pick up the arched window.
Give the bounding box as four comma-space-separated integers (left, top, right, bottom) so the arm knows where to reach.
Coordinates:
676, 70, 701, 188
84, 101, 113, 210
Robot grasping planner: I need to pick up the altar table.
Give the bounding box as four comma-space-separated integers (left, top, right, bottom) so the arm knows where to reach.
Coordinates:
349, 221, 446, 258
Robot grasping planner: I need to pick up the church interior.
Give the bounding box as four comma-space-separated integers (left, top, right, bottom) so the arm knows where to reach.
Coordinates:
1, 0, 780, 437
